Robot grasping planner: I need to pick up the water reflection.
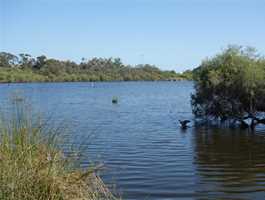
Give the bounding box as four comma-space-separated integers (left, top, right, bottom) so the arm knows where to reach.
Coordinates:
193, 126, 265, 200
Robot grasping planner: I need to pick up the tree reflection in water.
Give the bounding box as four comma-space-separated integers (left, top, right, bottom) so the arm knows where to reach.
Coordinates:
192, 126, 265, 200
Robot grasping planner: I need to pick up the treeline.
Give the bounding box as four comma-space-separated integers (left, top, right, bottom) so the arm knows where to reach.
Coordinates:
191, 45, 265, 128
0, 52, 191, 83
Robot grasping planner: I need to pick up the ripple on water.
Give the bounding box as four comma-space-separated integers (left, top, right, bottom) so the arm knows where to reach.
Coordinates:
1, 82, 265, 200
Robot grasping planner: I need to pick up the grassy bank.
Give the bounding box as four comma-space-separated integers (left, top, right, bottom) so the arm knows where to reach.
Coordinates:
0, 98, 118, 200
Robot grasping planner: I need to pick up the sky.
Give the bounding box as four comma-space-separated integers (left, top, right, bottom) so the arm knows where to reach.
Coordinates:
1, 0, 265, 72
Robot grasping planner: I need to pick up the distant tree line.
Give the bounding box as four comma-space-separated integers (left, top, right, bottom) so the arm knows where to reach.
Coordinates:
0, 52, 191, 83
191, 45, 265, 128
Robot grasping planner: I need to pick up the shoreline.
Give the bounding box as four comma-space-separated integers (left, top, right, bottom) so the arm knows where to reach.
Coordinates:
0, 79, 191, 84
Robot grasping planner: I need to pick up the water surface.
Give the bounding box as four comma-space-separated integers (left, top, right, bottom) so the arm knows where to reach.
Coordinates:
0, 81, 264, 200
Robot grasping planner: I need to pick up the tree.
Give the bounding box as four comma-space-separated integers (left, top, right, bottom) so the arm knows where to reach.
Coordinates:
191, 45, 265, 128
34, 55, 47, 70
0, 52, 18, 68
19, 53, 35, 69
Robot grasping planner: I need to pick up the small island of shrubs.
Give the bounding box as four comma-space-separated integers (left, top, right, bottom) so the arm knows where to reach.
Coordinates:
192, 45, 265, 128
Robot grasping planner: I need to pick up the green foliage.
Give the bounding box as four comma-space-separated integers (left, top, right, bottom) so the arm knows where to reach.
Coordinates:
179, 70, 193, 80
192, 45, 265, 121
0, 52, 18, 68
0, 52, 187, 82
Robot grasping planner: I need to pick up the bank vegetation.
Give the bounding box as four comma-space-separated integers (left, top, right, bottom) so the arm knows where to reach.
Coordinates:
0, 52, 191, 82
0, 97, 118, 200
192, 45, 265, 129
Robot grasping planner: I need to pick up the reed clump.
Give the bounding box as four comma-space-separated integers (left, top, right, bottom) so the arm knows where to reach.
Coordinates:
0, 98, 118, 200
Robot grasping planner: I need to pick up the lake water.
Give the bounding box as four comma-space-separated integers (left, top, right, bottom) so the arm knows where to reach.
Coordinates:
0, 81, 265, 200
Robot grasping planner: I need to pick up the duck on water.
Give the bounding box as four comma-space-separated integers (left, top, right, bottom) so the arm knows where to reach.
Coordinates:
179, 120, 191, 129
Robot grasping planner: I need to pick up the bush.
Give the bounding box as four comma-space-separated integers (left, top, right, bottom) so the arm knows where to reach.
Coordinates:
192, 45, 265, 125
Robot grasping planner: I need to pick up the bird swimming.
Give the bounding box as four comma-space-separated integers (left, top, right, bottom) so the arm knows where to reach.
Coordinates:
179, 120, 191, 129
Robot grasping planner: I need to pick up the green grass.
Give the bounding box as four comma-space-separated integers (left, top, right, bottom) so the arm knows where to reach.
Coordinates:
0, 97, 118, 200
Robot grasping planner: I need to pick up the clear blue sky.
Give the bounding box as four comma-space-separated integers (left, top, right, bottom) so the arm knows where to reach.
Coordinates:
1, 0, 265, 72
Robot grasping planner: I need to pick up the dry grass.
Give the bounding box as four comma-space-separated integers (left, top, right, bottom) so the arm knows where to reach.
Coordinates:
0, 97, 119, 200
